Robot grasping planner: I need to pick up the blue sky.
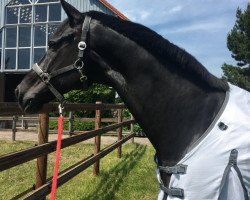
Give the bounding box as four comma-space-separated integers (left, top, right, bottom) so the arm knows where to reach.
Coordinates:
106, 0, 249, 77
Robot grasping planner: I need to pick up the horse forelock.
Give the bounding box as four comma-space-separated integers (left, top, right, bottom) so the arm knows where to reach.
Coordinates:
48, 19, 76, 45
86, 11, 229, 92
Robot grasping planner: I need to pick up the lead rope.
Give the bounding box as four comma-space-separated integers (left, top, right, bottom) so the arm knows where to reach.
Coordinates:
50, 104, 64, 200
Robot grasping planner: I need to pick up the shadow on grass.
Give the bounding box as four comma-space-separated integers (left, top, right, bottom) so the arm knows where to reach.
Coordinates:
82, 144, 147, 200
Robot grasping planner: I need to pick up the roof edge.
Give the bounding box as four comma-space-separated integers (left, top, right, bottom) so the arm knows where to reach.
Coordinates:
98, 0, 129, 20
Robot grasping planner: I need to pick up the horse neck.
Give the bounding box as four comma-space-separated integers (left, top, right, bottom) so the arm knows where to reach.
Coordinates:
89, 21, 226, 165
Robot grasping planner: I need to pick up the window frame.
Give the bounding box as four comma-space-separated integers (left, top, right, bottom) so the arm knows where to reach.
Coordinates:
2, 0, 61, 72
0, 29, 3, 72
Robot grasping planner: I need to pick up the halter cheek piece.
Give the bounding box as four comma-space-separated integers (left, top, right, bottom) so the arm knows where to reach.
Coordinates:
32, 16, 92, 104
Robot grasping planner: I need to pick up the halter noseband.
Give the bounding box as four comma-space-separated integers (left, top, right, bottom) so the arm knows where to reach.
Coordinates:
32, 16, 92, 104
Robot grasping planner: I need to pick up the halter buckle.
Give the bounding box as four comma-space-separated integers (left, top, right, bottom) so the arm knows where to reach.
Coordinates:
41, 73, 51, 83
78, 41, 87, 51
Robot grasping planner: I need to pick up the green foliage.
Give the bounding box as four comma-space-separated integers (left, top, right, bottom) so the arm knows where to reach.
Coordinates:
49, 119, 68, 130
227, 4, 250, 67
65, 84, 116, 118
122, 108, 131, 118
49, 120, 95, 131
223, 4, 250, 90
65, 84, 115, 104
122, 108, 143, 134
73, 121, 95, 131
133, 123, 143, 134
222, 63, 250, 91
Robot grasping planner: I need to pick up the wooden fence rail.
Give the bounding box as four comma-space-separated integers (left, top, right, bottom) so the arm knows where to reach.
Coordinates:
22, 134, 135, 200
0, 102, 136, 199
0, 120, 134, 171
0, 115, 131, 141
0, 102, 125, 116
0, 103, 132, 140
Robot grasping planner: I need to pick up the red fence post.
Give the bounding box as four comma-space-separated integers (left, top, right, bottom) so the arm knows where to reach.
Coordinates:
93, 101, 101, 176
117, 107, 123, 158
35, 113, 49, 199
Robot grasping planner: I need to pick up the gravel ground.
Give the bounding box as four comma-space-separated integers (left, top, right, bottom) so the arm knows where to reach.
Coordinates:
0, 130, 151, 145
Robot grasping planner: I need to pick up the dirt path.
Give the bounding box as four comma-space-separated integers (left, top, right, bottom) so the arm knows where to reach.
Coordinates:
0, 130, 151, 145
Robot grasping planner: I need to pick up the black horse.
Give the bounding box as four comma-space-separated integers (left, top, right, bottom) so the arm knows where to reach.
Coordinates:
16, 1, 250, 199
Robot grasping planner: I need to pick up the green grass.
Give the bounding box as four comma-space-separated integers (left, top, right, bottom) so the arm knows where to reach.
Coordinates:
0, 141, 159, 200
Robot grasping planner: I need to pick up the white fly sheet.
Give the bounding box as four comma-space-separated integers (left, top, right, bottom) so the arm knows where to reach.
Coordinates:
158, 84, 250, 200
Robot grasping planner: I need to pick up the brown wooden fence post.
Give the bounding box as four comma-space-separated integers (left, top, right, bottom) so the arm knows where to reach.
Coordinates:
35, 113, 49, 199
93, 101, 101, 176
117, 107, 123, 158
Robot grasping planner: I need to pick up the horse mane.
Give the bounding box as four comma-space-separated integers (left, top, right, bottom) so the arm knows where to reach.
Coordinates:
87, 11, 229, 92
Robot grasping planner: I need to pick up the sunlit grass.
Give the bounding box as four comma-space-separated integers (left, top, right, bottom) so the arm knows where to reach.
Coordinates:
0, 140, 159, 200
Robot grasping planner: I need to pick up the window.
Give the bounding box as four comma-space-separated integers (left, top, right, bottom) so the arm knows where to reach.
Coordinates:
6, 7, 18, 24
5, 49, 16, 70
6, 27, 17, 47
34, 48, 45, 63
48, 24, 58, 38
35, 5, 47, 22
3, 0, 61, 71
19, 26, 31, 47
20, 6, 32, 24
18, 49, 30, 69
19, 26, 31, 69
34, 25, 47, 46
8, 0, 31, 6
49, 4, 61, 21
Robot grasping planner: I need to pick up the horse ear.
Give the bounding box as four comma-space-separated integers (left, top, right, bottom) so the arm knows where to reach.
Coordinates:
60, 0, 82, 26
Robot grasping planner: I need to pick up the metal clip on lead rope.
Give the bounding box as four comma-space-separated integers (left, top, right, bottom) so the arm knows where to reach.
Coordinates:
58, 103, 64, 116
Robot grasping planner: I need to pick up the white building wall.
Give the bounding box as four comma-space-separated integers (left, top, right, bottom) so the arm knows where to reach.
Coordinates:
62, 0, 115, 20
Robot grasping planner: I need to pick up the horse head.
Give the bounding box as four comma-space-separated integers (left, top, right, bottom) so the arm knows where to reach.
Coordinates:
15, 0, 102, 113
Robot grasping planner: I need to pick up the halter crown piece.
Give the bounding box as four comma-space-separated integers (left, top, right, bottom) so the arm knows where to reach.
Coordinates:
32, 16, 92, 109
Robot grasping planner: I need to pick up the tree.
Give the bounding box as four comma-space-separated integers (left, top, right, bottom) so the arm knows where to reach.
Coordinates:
65, 84, 116, 117
222, 4, 250, 91
65, 84, 115, 104
222, 64, 250, 90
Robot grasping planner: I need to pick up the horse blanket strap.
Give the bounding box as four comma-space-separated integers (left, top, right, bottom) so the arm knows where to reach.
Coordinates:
160, 185, 184, 199
158, 164, 187, 175
218, 149, 249, 200
32, 15, 92, 103
162, 84, 250, 200
155, 155, 186, 199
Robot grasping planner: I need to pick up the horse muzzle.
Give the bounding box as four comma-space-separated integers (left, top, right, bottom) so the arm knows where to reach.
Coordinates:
15, 82, 51, 113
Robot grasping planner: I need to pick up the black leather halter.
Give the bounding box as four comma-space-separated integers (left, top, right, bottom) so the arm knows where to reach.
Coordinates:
32, 16, 92, 103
